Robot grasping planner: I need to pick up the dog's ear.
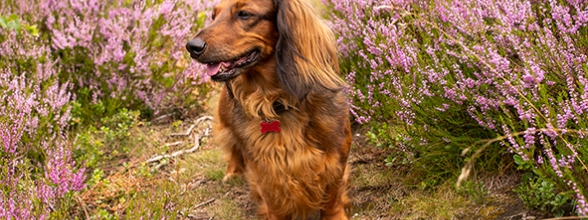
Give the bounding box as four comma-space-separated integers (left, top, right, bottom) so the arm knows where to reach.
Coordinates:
274, 0, 344, 100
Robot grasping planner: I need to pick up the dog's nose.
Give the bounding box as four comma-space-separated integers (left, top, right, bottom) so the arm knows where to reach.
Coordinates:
186, 38, 207, 55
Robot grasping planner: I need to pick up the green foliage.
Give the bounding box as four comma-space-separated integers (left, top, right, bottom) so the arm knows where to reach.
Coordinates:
513, 154, 534, 171
351, 33, 509, 188
100, 108, 140, 142
514, 175, 574, 217
205, 168, 225, 182
457, 180, 488, 205
0, 14, 39, 36
73, 108, 141, 171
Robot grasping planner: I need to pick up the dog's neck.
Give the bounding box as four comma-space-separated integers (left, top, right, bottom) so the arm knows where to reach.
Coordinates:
225, 66, 295, 120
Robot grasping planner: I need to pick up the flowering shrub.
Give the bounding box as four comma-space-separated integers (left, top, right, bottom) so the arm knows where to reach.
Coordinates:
1, 0, 216, 218
325, 0, 588, 216
3, 0, 214, 124
0, 21, 84, 218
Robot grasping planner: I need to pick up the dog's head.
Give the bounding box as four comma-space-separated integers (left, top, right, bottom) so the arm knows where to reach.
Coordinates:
186, 0, 278, 82
187, 0, 344, 100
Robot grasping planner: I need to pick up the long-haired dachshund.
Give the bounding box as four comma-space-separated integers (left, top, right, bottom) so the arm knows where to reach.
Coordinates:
186, 0, 351, 219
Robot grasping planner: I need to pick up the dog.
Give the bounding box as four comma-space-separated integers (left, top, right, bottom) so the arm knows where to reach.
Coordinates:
186, 0, 351, 219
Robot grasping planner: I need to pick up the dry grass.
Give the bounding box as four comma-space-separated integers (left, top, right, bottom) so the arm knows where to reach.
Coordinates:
78, 124, 526, 219
75, 85, 527, 219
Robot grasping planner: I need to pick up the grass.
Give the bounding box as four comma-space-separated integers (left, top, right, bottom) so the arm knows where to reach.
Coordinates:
76, 115, 247, 219
62, 69, 536, 219
71, 87, 528, 219
346, 138, 524, 220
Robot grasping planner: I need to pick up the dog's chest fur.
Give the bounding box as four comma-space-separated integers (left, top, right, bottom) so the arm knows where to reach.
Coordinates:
228, 89, 348, 157
216, 84, 351, 215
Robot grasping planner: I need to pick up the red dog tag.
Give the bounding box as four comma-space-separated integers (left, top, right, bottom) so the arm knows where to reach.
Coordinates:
260, 120, 280, 134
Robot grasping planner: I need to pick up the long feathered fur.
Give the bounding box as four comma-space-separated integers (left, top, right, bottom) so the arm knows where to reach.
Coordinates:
274, 0, 344, 100
188, 0, 351, 219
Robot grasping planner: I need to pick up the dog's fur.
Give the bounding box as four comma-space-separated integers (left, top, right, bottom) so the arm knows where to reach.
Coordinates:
186, 0, 351, 219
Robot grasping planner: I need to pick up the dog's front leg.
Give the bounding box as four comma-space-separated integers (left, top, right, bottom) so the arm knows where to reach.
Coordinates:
222, 142, 245, 181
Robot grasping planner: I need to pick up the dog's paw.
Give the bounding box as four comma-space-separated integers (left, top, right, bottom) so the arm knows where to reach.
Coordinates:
222, 173, 237, 182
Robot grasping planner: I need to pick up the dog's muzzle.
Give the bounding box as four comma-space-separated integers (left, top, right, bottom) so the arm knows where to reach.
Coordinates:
186, 38, 207, 57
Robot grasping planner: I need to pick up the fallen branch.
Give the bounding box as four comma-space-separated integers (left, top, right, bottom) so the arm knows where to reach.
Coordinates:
170, 116, 213, 137
194, 198, 216, 209
152, 113, 173, 123
146, 116, 212, 164
153, 160, 168, 170
170, 124, 196, 137
165, 141, 183, 147
146, 135, 202, 163
75, 195, 90, 220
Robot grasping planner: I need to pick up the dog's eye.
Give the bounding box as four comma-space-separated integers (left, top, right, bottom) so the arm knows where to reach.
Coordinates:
236, 11, 253, 20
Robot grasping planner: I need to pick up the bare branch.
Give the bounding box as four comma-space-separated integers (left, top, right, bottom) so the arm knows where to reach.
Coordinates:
194, 198, 216, 209
146, 116, 213, 164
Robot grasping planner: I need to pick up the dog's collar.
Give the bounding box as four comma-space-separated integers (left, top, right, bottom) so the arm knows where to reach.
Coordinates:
224, 82, 287, 114
225, 81, 236, 100
272, 101, 286, 113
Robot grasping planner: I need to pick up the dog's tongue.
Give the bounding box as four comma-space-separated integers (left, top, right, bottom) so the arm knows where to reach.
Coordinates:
206, 62, 233, 76
206, 63, 222, 76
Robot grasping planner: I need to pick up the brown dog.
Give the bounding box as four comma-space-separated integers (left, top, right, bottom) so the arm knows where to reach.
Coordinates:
186, 0, 351, 219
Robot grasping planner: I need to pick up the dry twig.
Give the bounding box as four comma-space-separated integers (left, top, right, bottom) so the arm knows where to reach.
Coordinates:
170, 116, 213, 137
146, 116, 213, 164
75, 195, 90, 220
194, 198, 216, 209
170, 124, 197, 137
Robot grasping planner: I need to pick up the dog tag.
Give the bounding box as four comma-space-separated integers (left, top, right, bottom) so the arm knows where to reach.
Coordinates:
260, 120, 280, 134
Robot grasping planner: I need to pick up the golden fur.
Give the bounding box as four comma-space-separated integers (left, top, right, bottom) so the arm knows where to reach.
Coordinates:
186, 0, 351, 219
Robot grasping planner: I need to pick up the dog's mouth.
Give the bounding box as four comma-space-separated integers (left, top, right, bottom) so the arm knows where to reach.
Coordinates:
205, 49, 261, 81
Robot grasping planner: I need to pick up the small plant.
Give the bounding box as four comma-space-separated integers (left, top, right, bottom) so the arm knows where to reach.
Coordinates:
0, 14, 38, 36
514, 175, 573, 217
73, 108, 141, 172
457, 180, 488, 205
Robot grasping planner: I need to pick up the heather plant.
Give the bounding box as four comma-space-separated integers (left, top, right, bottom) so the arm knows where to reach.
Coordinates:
0, 19, 84, 219
2, 0, 215, 125
324, 0, 588, 216
1, 0, 217, 218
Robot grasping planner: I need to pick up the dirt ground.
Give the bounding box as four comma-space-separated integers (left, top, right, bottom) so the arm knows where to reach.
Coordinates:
170, 136, 529, 220
144, 127, 530, 220
79, 87, 532, 220
145, 88, 530, 220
